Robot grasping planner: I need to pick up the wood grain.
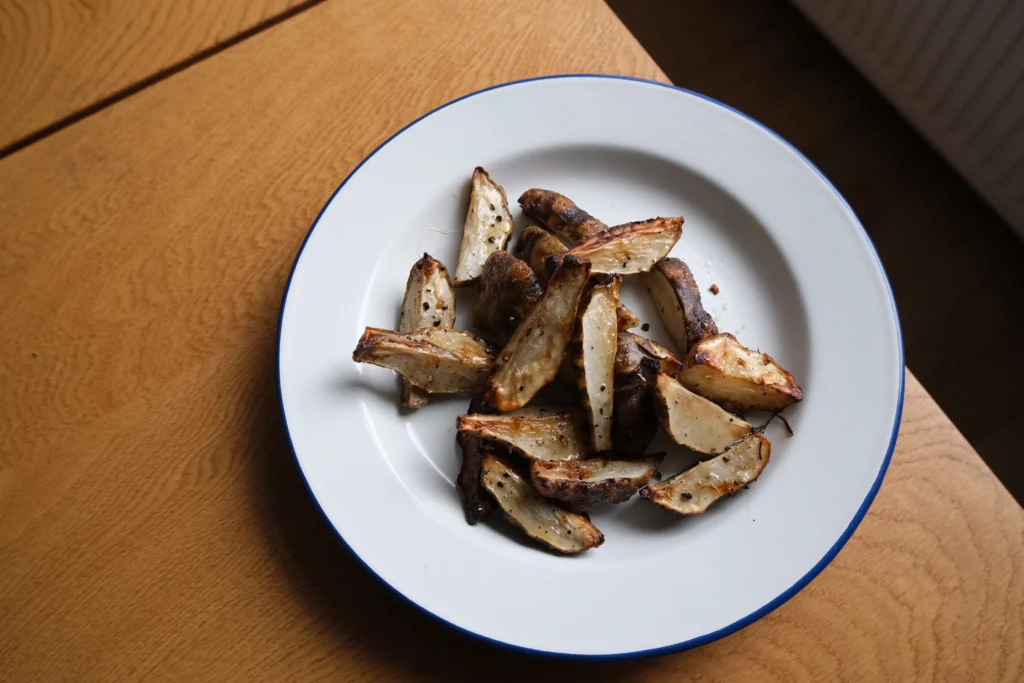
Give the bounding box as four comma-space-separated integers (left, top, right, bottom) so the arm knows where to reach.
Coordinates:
0, 0, 308, 152
0, 0, 1020, 680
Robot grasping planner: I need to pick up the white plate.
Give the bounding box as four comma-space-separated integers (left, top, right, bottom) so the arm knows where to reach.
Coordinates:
278, 75, 903, 658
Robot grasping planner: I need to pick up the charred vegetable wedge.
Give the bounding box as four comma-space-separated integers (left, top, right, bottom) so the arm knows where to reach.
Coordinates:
481, 455, 604, 553
457, 407, 591, 461
531, 455, 662, 512
611, 332, 660, 456
646, 257, 717, 354
398, 253, 456, 407
514, 224, 568, 284
473, 251, 543, 345
679, 334, 803, 412
627, 332, 684, 378
652, 373, 752, 454
518, 189, 607, 246
454, 167, 513, 286
641, 434, 770, 514
548, 216, 683, 276
484, 255, 591, 411
570, 278, 620, 451
456, 431, 494, 524
352, 327, 497, 394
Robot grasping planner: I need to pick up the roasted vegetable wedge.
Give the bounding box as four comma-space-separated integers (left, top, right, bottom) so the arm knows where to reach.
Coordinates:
611, 332, 660, 456
646, 257, 717, 354
352, 327, 497, 394
616, 303, 640, 331
457, 407, 591, 461
570, 278, 620, 451
454, 167, 513, 286
481, 455, 604, 553
518, 189, 607, 246
679, 334, 803, 412
473, 251, 544, 345
652, 373, 751, 454
484, 256, 591, 411
627, 332, 684, 377
641, 434, 770, 514
398, 253, 456, 407
531, 455, 663, 512
548, 217, 683, 276
456, 431, 494, 524
514, 224, 568, 284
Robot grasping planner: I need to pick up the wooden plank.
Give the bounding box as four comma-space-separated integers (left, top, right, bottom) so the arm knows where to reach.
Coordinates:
0, 0, 309, 152
0, 0, 1020, 680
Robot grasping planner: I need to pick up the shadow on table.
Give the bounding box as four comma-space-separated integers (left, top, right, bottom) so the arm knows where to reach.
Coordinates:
243, 331, 681, 680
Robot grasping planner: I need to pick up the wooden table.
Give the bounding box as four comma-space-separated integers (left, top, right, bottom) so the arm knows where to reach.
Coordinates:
1, 1, 1021, 680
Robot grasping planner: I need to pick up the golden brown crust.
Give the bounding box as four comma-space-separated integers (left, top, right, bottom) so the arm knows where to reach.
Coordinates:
472, 251, 543, 345
352, 327, 498, 394
680, 333, 803, 412
530, 455, 662, 512
518, 189, 607, 246
548, 216, 683, 276
456, 408, 592, 461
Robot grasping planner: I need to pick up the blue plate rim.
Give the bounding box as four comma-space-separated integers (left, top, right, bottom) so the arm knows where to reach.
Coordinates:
275, 73, 905, 659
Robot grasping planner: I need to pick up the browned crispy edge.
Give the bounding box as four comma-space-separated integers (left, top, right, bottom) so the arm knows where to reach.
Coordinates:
514, 224, 568, 284
683, 333, 804, 411
652, 257, 718, 350
401, 253, 453, 408
518, 189, 607, 246
640, 434, 771, 514
530, 455, 663, 512
483, 255, 591, 411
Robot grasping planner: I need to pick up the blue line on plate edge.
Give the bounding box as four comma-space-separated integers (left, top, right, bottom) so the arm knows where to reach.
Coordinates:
275, 74, 906, 660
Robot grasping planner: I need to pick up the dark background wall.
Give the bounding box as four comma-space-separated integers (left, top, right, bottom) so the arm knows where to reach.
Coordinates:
605, 0, 1024, 502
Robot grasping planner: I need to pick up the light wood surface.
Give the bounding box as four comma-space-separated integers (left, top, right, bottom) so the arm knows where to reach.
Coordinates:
0, 0, 1021, 680
0, 0, 305, 152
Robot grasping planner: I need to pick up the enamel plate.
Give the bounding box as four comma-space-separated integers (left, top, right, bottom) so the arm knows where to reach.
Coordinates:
278, 75, 903, 657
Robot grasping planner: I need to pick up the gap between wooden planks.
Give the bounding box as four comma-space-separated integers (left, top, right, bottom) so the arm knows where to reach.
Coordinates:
0, 0, 326, 157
